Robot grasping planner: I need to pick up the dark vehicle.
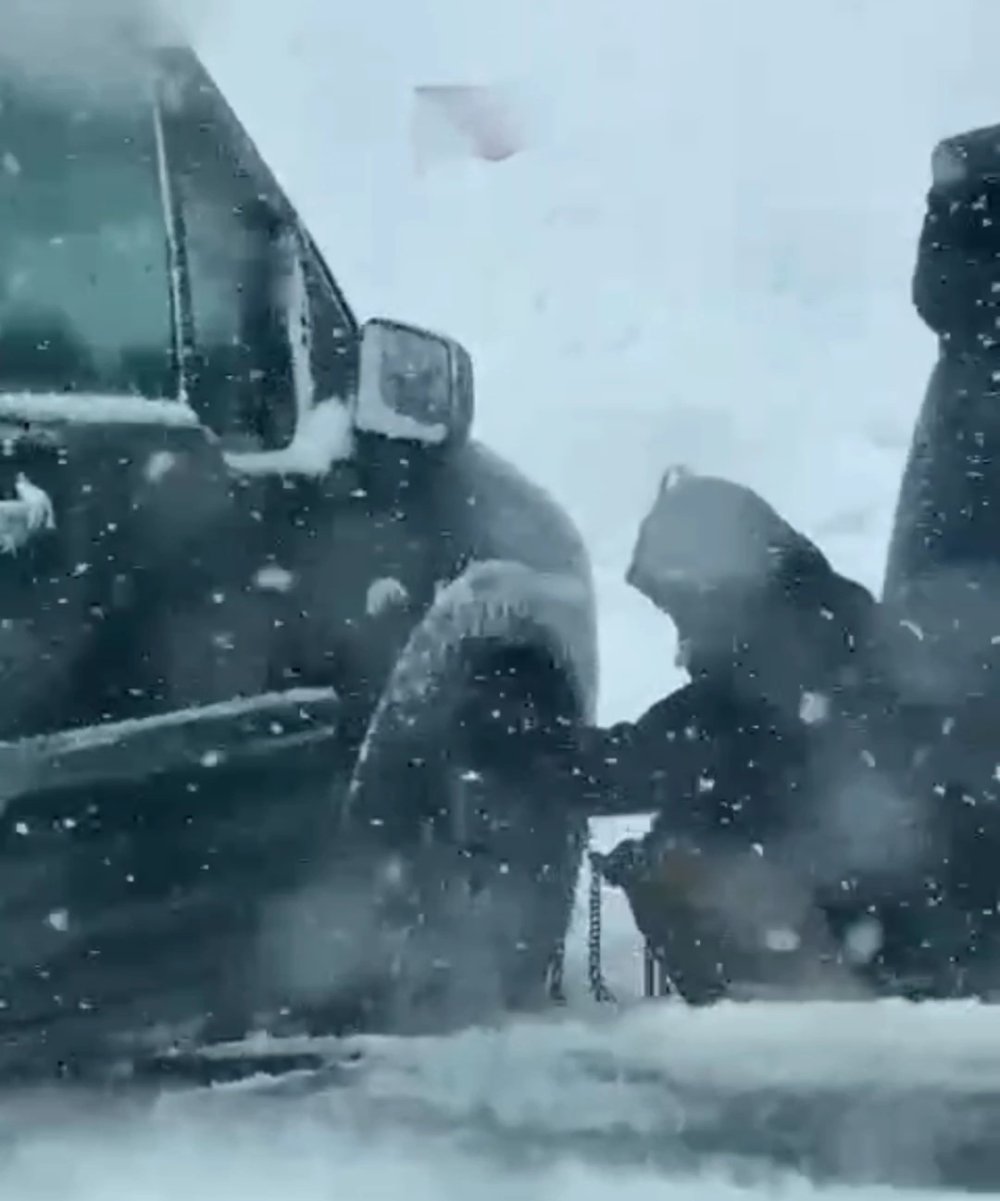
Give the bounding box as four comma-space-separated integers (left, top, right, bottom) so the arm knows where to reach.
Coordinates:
0, 34, 597, 1076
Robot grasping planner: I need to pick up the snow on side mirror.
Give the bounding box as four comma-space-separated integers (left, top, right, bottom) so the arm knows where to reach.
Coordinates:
354, 319, 474, 448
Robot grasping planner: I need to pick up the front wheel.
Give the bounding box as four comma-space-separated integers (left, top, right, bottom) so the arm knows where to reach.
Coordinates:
347, 653, 587, 1033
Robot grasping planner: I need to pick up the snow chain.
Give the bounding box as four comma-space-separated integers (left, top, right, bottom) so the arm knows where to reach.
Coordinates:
587, 851, 617, 1003
545, 842, 669, 1005
544, 846, 617, 1004
545, 838, 617, 1005
546, 935, 567, 1004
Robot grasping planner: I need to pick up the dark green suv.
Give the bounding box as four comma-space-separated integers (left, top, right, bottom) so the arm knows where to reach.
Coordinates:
0, 33, 597, 1078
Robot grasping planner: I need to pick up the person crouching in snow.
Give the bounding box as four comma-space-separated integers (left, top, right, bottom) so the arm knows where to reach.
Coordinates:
568, 467, 935, 1003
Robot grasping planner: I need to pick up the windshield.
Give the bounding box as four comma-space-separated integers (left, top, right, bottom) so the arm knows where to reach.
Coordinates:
0, 74, 176, 398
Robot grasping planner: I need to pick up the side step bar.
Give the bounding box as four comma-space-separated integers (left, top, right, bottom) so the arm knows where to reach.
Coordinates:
0, 687, 340, 809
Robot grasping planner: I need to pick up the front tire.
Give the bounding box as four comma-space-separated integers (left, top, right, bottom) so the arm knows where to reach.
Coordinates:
347, 652, 586, 1033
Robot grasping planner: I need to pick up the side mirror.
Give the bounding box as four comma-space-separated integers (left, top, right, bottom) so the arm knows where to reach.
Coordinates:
354, 318, 474, 448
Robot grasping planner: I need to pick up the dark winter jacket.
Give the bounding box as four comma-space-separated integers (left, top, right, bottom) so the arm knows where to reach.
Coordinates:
572, 636, 999, 1001
885, 125, 1000, 710
574, 472, 890, 823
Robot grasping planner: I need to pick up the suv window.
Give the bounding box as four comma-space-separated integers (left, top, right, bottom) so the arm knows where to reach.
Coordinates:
164, 69, 299, 451
160, 51, 360, 452
303, 238, 360, 404
0, 77, 176, 398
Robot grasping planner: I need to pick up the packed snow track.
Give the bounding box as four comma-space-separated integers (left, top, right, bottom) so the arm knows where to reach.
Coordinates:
317, 999, 1000, 1192
4, 1001, 1000, 1196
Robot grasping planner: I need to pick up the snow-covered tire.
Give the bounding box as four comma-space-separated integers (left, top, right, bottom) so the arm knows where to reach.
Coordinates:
346, 648, 587, 1033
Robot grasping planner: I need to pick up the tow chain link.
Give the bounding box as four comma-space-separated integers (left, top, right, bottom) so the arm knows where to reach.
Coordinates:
546, 841, 667, 1005
587, 851, 617, 1002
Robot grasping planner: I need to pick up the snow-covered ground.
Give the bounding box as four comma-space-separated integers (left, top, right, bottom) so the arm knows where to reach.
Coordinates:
0, 1075, 973, 1201
7, 1001, 1000, 1196
5, 0, 1000, 1195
